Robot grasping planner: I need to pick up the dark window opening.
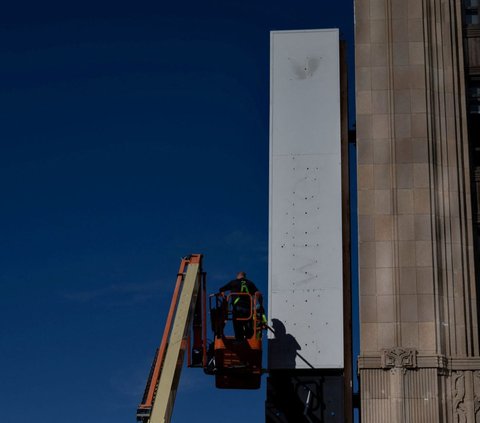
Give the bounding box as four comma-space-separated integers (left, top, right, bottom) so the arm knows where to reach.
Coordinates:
464, 0, 480, 26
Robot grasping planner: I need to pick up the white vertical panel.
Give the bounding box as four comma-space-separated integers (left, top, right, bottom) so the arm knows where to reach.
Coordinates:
268, 29, 343, 369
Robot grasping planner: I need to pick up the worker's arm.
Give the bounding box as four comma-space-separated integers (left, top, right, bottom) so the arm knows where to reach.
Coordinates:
219, 279, 236, 293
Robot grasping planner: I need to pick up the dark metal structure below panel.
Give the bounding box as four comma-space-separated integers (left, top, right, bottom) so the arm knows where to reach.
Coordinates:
265, 371, 344, 423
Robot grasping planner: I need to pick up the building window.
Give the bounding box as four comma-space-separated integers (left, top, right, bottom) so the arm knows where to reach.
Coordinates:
465, 0, 480, 26
470, 82, 480, 114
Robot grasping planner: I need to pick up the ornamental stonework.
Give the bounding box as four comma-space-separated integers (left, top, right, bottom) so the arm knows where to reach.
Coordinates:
381, 348, 417, 370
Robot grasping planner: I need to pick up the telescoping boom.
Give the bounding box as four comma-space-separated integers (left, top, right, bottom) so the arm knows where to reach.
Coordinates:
137, 254, 207, 423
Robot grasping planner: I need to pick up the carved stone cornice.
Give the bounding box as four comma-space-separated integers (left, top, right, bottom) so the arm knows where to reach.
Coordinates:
466, 27, 480, 38
358, 354, 480, 373
467, 66, 480, 76
474, 167, 480, 182
449, 357, 480, 371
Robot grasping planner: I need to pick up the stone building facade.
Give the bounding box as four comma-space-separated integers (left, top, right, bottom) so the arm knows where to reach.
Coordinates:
355, 0, 480, 420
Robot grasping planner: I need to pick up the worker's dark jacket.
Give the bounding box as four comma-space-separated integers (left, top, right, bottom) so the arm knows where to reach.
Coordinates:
219, 278, 259, 309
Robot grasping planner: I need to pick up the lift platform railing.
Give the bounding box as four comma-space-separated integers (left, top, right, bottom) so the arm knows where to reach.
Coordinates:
226, 292, 253, 320
209, 292, 264, 340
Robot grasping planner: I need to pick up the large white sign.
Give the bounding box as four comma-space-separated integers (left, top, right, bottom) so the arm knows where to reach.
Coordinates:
268, 29, 343, 369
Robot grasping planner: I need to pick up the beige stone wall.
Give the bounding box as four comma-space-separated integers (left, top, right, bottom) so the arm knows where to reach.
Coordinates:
355, 0, 480, 420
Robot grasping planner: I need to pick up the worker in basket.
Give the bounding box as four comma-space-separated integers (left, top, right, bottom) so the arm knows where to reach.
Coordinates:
218, 271, 264, 341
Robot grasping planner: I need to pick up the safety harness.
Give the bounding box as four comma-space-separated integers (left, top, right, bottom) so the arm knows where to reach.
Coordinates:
233, 280, 249, 305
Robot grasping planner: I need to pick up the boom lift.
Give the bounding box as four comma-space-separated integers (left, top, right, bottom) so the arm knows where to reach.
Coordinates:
136, 254, 264, 423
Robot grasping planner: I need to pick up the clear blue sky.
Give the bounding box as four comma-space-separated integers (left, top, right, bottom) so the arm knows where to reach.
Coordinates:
0, 1, 354, 422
